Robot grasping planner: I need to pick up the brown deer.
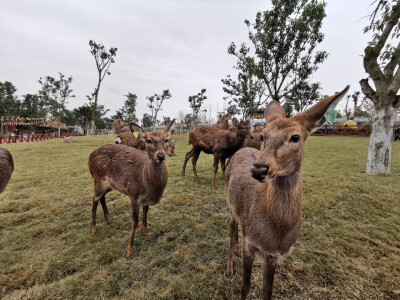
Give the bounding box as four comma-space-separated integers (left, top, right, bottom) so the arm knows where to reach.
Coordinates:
0, 148, 14, 193
181, 120, 251, 190
111, 119, 130, 134
115, 123, 177, 156
115, 131, 177, 156
226, 86, 349, 299
244, 130, 263, 149
215, 113, 231, 130
89, 120, 175, 258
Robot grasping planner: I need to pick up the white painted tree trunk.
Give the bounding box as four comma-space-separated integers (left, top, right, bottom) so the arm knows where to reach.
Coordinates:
366, 105, 395, 175
91, 120, 95, 136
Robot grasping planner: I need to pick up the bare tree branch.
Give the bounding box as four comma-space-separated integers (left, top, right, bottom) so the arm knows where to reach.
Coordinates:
360, 78, 379, 104
384, 41, 400, 76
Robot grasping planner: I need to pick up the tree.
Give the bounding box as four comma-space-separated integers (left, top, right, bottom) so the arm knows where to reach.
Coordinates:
73, 105, 92, 133
38, 73, 75, 136
88, 40, 117, 135
285, 82, 322, 113
222, 43, 268, 118
359, 0, 400, 174
188, 89, 207, 128
283, 102, 294, 118
146, 89, 171, 130
20, 94, 46, 118
234, 0, 327, 104
163, 116, 172, 125
0, 81, 21, 117
119, 93, 138, 124
142, 113, 153, 128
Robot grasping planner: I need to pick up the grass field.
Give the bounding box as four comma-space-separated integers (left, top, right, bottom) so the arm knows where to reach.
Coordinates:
0, 135, 399, 299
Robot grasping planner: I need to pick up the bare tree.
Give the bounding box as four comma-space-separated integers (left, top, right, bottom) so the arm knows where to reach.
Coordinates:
360, 0, 400, 174
88, 40, 117, 136
146, 90, 171, 130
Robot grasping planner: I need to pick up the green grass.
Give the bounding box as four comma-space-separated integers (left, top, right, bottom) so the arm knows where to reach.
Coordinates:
0, 135, 399, 299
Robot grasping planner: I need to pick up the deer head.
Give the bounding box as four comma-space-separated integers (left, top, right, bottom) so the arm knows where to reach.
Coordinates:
252, 86, 349, 182
236, 120, 252, 139
130, 120, 176, 163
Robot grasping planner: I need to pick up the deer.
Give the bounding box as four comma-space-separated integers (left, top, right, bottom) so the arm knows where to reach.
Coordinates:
89, 120, 176, 258
0, 148, 14, 193
215, 113, 231, 130
115, 123, 177, 156
225, 86, 349, 300
244, 129, 263, 149
111, 119, 130, 134
115, 131, 177, 156
181, 119, 251, 190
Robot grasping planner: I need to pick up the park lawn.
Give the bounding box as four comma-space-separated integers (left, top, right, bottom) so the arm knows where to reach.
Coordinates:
0, 135, 399, 299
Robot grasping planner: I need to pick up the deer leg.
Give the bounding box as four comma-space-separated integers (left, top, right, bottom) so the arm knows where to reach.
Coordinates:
240, 242, 254, 300
212, 154, 219, 190
192, 149, 201, 184
99, 195, 112, 224
221, 157, 228, 186
262, 256, 277, 300
91, 194, 100, 235
226, 218, 238, 277
181, 148, 194, 176
142, 205, 149, 235
126, 200, 139, 259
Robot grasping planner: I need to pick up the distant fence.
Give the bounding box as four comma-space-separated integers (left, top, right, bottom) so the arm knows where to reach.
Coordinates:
0, 133, 83, 144
313, 124, 400, 137
253, 123, 400, 137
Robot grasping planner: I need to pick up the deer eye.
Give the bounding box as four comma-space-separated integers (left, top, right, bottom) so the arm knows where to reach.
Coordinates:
165, 139, 169, 143
259, 135, 264, 141
290, 135, 300, 143
147, 140, 152, 144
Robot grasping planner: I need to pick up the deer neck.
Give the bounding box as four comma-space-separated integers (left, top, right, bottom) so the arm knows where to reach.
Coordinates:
228, 131, 245, 148
143, 160, 169, 189
261, 171, 303, 228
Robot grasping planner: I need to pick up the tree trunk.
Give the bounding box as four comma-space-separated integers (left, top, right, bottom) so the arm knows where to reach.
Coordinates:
366, 105, 395, 175
91, 120, 95, 136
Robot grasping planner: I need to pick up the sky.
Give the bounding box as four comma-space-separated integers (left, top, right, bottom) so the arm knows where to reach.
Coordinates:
0, 0, 373, 122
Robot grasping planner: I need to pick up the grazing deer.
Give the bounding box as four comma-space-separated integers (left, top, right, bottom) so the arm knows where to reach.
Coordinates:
89, 120, 176, 258
226, 86, 349, 299
181, 120, 251, 190
0, 148, 14, 193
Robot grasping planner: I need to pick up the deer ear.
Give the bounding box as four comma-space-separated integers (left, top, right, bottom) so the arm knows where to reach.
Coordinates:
293, 85, 349, 133
129, 123, 146, 138
164, 119, 176, 137
265, 101, 285, 124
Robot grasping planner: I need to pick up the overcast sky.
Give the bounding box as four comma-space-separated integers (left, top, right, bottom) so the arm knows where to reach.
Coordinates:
0, 0, 372, 122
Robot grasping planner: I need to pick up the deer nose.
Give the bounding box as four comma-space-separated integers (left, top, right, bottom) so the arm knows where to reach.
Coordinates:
251, 164, 269, 181
157, 153, 165, 161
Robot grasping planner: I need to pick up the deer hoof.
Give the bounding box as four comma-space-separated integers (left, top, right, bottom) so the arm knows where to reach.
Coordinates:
181, 170, 185, 176
91, 225, 97, 235
141, 226, 147, 235
105, 214, 112, 224
126, 246, 134, 259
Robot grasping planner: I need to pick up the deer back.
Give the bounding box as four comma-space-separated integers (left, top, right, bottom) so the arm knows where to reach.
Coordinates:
0, 148, 14, 193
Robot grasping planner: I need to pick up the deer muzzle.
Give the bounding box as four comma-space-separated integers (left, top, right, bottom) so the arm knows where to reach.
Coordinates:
251, 164, 269, 181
